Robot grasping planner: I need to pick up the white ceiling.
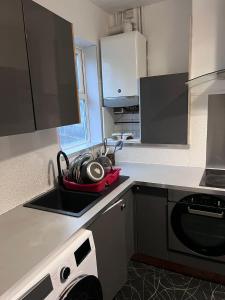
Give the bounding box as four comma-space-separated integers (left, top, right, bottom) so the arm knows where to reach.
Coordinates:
90, 0, 166, 13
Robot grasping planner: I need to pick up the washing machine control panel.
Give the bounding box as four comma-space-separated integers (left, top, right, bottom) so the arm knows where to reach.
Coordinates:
13, 231, 96, 300
60, 267, 71, 282
19, 275, 53, 300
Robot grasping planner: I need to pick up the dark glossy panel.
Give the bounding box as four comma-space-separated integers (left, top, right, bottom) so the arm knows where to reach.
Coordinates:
22, 0, 79, 130
0, 0, 35, 136
134, 186, 168, 259
140, 73, 188, 145
123, 189, 135, 262
206, 95, 225, 169
89, 199, 127, 300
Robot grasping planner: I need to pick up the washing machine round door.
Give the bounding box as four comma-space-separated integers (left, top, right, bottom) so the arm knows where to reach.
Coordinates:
60, 275, 103, 300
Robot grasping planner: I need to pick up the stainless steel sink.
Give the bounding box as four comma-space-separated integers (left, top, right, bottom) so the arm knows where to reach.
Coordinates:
24, 176, 129, 217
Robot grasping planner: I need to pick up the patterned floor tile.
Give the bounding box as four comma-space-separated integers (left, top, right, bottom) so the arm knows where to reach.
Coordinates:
115, 261, 225, 300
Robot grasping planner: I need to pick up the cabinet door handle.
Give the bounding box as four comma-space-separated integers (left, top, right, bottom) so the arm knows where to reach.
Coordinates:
121, 203, 126, 210
103, 199, 124, 214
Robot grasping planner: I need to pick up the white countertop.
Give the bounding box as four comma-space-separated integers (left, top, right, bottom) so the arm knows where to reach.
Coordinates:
120, 162, 205, 189
0, 162, 224, 297
0, 177, 132, 297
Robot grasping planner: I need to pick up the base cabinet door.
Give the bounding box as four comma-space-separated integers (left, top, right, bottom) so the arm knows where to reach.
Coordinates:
89, 198, 127, 300
134, 186, 168, 259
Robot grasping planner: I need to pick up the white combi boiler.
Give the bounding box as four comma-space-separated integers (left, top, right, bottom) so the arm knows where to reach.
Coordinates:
2, 229, 102, 300
101, 31, 147, 107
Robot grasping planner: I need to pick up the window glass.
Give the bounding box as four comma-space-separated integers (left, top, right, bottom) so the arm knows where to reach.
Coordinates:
58, 45, 102, 155
58, 99, 89, 153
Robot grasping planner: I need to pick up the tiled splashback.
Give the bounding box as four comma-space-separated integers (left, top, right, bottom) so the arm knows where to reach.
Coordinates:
113, 113, 140, 139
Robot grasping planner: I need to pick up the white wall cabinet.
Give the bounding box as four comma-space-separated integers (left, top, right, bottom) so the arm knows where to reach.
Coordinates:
101, 31, 147, 100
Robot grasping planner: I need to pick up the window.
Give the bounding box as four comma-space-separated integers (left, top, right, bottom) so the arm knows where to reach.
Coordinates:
58, 47, 90, 154
76, 48, 85, 94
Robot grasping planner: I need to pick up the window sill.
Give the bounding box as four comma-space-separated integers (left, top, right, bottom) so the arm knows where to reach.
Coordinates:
62, 141, 102, 158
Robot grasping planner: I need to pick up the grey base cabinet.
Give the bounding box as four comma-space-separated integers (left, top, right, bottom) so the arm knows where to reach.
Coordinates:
134, 186, 168, 259
88, 190, 134, 300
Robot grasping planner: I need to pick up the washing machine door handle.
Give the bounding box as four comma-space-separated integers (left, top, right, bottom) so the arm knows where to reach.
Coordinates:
59, 275, 103, 300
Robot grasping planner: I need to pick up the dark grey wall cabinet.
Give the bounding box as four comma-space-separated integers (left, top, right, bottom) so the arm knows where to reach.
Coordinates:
89, 190, 134, 300
22, 0, 79, 130
140, 73, 189, 145
134, 186, 168, 259
0, 0, 35, 136
0, 0, 79, 137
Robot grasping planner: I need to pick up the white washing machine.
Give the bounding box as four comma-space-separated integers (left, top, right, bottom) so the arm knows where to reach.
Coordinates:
1, 229, 103, 300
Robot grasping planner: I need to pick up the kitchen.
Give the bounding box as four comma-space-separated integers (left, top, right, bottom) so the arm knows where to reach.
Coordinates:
1, 0, 225, 299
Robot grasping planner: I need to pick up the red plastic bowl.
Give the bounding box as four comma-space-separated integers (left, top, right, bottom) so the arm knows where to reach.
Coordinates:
63, 168, 121, 193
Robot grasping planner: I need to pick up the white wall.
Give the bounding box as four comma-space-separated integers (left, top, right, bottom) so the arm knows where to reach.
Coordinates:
117, 0, 225, 167
191, 0, 225, 79
143, 0, 191, 76
34, 0, 108, 43
0, 0, 109, 216
188, 0, 225, 167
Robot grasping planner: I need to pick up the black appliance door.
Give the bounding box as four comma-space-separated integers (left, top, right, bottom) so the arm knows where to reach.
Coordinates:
60, 275, 103, 300
171, 194, 225, 257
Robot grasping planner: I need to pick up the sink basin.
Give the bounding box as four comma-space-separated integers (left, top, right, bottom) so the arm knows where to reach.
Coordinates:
24, 188, 100, 218
24, 175, 129, 217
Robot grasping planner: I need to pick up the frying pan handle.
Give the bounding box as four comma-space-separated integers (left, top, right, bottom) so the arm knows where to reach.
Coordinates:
103, 138, 107, 155
57, 151, 70, 185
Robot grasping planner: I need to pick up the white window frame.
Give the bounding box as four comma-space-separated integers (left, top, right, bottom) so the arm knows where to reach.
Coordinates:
76, 47, 86, 96
57, 47, 91, 154
75, 47, 91, 145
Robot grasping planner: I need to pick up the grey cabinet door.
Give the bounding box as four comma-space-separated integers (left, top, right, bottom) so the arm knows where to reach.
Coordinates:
134, 186, 168, 259
89, 199, 127, 300
22, 0, 79, 130
140, 73, 188, 145
0, 0, 35, 136
123, 189, 135, 262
